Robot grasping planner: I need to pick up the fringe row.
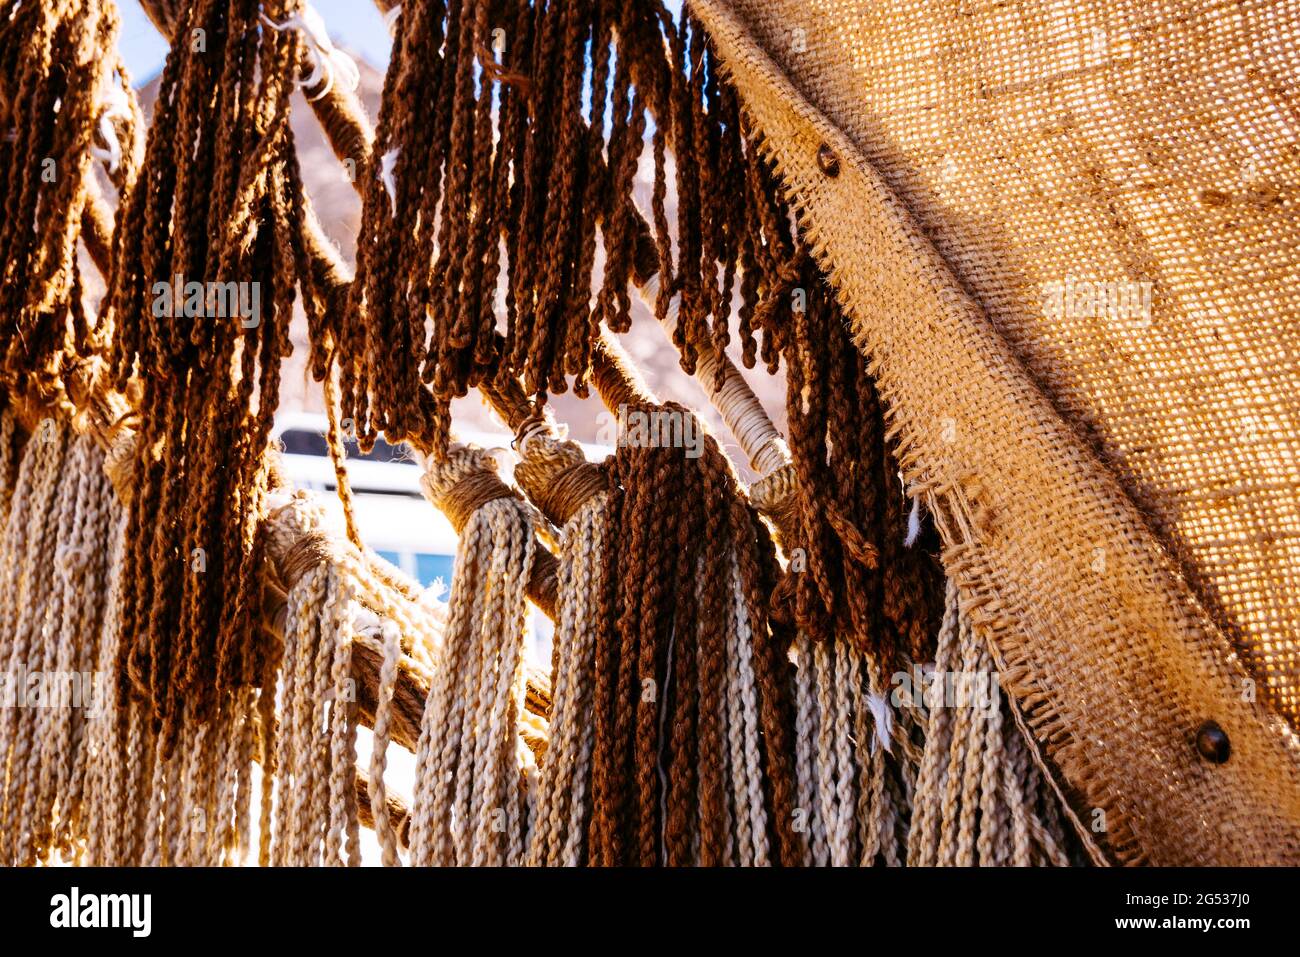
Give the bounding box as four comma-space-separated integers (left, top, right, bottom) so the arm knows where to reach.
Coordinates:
0, 410, 448, 865
0, 408, 1083, 865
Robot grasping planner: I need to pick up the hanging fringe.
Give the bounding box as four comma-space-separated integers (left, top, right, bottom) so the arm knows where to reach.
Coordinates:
788, 632, 915, 866
0, 415, 257, 867
0, 405, 477, 866
258, 485, 468, 866
906, 581, 1076, 867
0, 0, 141, 406
758, 258, 942, 671
514, 431, 608, 866
102, 0, 325, 743
752, 352, 1041, 872
749, 450, 910, 867
341, 0, 796, 454
267, 559, 364, 867
0, 421, 117, 864
424, 413, 802, 868
559, 403, 800, 866
407, 447, 539, 866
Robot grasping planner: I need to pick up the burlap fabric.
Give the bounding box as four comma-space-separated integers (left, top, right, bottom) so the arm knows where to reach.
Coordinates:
689, 0, 1300, 864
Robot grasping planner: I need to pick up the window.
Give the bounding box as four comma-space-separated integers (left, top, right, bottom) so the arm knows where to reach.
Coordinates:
375, 549, 403, 569
371, 550, 454, 589
416, 553, 454, 588
278, 429, 414, 465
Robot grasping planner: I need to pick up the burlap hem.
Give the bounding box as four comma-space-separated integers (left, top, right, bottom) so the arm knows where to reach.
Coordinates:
690, 0, 1300, 865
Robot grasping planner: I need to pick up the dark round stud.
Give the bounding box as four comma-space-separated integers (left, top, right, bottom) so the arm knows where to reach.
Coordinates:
817, 144, 840, 177
1195, 720, 1230, 764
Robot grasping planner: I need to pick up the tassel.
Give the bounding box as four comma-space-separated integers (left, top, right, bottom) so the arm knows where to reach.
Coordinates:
508, 411, 798, 867
407, 448, 539, 866
260, 487, 448, 867
517, 432, 608, 866
267, 560, 366, 867
568, 403, 799, 866
752, 439, 927, 866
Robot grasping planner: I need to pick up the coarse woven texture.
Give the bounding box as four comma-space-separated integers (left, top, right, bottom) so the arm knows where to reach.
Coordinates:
687, 0, 1300, 864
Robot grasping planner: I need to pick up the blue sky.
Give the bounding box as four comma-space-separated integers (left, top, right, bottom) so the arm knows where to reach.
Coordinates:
117, 0, 395, 81
116, 1, 685, 82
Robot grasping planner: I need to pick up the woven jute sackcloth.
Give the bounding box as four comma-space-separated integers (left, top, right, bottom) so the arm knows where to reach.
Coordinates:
688, 0, 1300, 865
